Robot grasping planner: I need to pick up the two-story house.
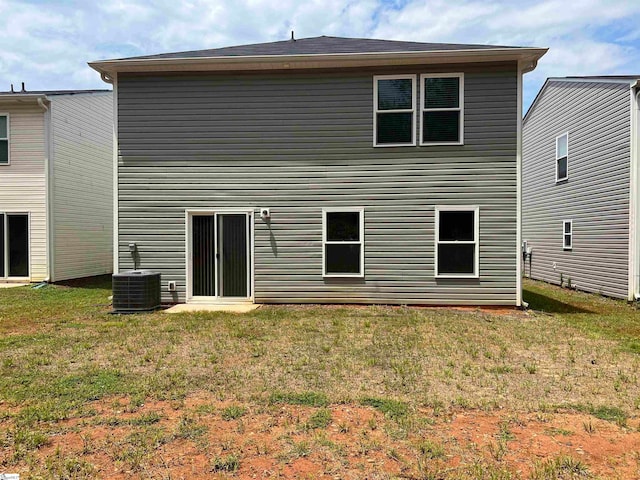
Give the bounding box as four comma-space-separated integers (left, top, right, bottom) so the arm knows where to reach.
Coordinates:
90, 35, 546, 306
523, 76, 640, 300
0, 89, 113, 283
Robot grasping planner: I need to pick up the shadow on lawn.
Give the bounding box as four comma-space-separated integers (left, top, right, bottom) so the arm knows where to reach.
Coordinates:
56, 274, 112, 290
523, 288, 592, 314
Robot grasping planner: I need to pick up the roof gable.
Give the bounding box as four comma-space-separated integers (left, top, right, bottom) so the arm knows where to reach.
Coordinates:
524, 76, 638, 123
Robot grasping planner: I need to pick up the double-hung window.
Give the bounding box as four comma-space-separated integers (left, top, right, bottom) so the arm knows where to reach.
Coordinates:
435, 206, 479, 277
421, 73, 464, 145
563, 220, 572, 250
374, 75, 416, 146
323, 208, 364, 277
556, 133, 568, 182
0, 114, 8, 165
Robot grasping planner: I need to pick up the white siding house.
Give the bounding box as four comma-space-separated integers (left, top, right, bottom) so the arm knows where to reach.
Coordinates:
0, 89, 113, 283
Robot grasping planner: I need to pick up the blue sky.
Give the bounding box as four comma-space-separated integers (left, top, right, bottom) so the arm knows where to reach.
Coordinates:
1, 0, 639, 110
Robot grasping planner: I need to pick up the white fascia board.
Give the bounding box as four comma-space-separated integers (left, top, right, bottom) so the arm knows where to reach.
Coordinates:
89, 48, 548, 77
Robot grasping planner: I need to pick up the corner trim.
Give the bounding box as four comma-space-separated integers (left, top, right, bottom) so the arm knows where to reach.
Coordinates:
629, 85, 640, 300
516, 62, 523, 307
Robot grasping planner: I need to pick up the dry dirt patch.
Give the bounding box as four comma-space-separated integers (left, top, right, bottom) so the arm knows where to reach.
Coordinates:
2, 394, 639, 479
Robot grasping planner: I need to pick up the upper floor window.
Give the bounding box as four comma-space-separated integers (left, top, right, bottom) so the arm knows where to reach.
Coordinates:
374, 75, 416, 147
556, 133, 568, 182
421, 74, 464, 145
0, 115, 8, 165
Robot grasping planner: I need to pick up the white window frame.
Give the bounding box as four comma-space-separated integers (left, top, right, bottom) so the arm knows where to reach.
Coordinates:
563, 220, 573, 250
373, 75, 416, 147
0, 113, 10, 165
556, 132, 569, 182
435, 205, 479, 278
322, 207, 365, 278
420, 73, 464, 146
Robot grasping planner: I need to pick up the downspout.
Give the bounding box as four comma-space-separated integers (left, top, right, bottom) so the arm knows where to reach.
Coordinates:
515, 58, 537, 308
38, 97, 53, 282
632, 82, 640, 300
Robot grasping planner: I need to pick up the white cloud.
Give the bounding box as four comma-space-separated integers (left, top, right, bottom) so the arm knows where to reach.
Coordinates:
0, 0, 638, 108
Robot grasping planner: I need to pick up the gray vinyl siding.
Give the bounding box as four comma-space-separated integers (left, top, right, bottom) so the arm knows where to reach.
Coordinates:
50, 93, 113, 281
522, 81, 631, 299
117, 63, 518, 304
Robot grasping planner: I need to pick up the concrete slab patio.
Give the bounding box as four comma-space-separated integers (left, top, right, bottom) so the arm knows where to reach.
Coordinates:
0, 283, 29, 289
164, 303, 261, 314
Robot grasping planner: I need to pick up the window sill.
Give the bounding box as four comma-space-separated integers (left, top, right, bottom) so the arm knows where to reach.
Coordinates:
435, 274, 479, 279
373, 143, 416, 148
420, 141, 464, 146
563, 247, 572, 251
555, 178, 568, 184
323, 273, 365, 279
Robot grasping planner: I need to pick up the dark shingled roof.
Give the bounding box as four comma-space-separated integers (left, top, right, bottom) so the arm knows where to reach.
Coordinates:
561, 75, 640, 80
122, 35, 524, 61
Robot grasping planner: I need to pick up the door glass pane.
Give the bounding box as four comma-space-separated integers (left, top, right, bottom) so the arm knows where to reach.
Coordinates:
423, 111, 460, 143
326, 212, 360, 241
220, 214, 247, 297
0, 140, 8, 164
0, 214, 4, 277
325, 244, 361, 274
438, 244, 475, 274
424, 77, 459, 108
192, 215, 215, 296
376, 112, 413, 144
377, 79, 412, 110
8, 214, 28, 277
439, 211, 474, 241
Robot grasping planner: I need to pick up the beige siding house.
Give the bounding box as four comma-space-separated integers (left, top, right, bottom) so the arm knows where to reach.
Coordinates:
0, 89, 113, 283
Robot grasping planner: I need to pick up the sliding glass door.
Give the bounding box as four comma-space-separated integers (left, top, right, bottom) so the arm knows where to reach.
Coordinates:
0, 213, 29, 278
190, 212, 251, 300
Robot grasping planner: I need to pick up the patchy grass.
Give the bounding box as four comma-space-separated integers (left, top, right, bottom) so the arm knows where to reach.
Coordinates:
1, 277, 640, 477
220, 405, 246, 421
360, 397, 409, 419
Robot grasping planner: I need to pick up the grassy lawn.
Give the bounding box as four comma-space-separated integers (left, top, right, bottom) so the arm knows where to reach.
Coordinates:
0, 277, 639, 478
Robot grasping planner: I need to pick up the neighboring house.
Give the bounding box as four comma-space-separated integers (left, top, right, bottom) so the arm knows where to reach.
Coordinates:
523, 76, 640, 300
90, 35, 545, 306
0, 89, 113, 283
